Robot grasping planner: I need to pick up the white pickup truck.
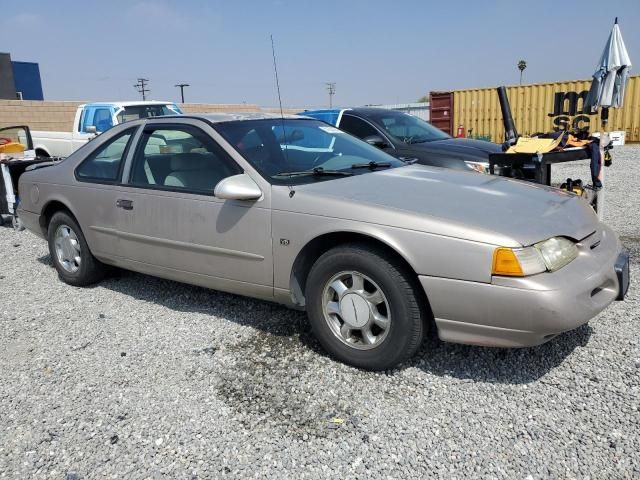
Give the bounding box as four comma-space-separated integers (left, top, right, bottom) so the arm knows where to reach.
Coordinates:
32, 101, 183, 158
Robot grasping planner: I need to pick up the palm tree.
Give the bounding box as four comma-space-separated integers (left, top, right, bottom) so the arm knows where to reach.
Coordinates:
517, 60, 527, 85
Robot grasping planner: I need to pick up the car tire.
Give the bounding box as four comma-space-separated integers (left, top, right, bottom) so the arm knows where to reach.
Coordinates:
305, 243, 427, 370
47, 211, 106, 287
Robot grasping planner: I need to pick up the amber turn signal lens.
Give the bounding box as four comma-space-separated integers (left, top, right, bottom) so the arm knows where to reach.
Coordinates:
492, 248, 524, 276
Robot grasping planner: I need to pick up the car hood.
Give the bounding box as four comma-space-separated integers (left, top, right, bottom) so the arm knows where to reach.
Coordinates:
410, 137, 502, 160
276, 165, 598, 247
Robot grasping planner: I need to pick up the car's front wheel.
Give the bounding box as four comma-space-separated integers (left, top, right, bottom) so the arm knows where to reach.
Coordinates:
47, 211, 106, 286
305, 244, 427, 370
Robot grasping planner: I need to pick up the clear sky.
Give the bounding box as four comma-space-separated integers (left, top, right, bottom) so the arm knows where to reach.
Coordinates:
1, 0, 638, 108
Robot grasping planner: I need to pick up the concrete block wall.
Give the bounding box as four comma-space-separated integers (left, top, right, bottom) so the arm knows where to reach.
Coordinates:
0, 101, 300, 132
0, 100, 82, 132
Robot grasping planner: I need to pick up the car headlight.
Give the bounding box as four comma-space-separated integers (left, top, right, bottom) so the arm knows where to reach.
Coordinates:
492, 237, 578, 277
464, 160, 490, 174
534, 236, 579, 272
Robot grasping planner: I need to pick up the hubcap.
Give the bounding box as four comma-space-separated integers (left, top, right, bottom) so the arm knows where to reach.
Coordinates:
322, 271, 391, 350
54, 224, 82, 273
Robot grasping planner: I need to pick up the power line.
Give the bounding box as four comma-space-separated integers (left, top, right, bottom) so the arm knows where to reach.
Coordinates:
174, 83, 190, 103
325, 82, 336, 108
133, 78, 150, 100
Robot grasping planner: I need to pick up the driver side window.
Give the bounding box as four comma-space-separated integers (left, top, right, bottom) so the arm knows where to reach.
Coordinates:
129, 126, 241, 195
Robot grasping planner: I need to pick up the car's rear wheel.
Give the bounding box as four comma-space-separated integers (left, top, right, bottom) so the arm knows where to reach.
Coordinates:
47, 211, 106, 286
305, 243, 426, 370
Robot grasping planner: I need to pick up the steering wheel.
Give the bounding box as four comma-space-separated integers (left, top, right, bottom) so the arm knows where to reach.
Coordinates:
0, 137, 12, 145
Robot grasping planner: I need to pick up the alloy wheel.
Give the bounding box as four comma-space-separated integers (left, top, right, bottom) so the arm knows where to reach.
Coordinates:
321, 270, 391, 350
54, 224, 82, 273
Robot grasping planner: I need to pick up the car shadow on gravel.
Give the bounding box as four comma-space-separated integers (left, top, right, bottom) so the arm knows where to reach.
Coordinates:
37, 253, 310, 337
408, 324, 593, 384
36, 253, 595, 385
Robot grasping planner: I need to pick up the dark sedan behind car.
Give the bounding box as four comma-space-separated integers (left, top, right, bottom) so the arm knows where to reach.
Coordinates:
302, 107, 502, 173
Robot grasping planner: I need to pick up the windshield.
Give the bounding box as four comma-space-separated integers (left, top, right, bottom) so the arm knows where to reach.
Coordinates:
116, 104, 182, 123
369, 111, 450, 144
214, 119, 405, 184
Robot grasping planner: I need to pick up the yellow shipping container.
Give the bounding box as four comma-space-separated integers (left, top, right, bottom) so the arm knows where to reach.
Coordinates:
452, 76, 640, 143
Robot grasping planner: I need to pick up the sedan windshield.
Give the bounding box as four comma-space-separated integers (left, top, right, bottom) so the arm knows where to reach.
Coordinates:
368, 110, 450, 144
214, 119, 405, 184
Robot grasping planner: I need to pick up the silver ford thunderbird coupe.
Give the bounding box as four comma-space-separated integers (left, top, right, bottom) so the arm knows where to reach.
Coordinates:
17, 113, 630, 370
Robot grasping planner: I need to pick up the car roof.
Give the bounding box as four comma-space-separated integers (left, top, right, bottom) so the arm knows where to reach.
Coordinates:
302, 107, 407, 115
301, 107, 410, 125
196, 112, 308, 123
348, 107, 408, 116
136, 112, 311, 124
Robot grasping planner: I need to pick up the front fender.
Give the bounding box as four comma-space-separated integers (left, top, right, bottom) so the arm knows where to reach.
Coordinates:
272, 210, 496, 293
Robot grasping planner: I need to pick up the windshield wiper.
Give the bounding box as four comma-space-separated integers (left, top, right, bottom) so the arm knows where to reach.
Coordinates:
350, 161, 392, 170
273, 167, 353, 177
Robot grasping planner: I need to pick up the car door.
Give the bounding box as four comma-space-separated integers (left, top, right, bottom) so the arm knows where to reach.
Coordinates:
114, 120, 273, 298
72, 126, 138, 259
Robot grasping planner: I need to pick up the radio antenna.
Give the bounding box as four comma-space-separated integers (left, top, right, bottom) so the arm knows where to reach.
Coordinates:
270, 34, 289, 166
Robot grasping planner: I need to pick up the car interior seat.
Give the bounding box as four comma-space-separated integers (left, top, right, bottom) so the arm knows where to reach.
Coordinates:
163, 153, 233, 191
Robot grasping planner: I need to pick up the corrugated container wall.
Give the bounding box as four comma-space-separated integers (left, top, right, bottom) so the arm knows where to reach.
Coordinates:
450, 76, 640, 143
429, 92, 453, 136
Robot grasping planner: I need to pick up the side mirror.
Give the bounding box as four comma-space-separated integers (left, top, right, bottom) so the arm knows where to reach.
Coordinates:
85, 126, 97, 134
363, 135, 388, 149
214, 173, 262, 201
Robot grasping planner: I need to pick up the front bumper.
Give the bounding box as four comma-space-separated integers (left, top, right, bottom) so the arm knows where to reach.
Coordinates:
420, 224, 628, 348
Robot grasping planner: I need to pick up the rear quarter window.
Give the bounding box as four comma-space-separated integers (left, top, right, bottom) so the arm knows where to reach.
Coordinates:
76, 128, 136, 183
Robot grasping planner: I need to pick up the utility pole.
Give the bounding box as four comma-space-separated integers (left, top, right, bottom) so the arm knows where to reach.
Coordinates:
174, 83, 190, 103
325, 82, 336, 108
133, 78, 150, 100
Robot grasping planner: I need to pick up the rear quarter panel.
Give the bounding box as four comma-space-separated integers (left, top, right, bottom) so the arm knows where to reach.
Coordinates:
19, 124, 134, 256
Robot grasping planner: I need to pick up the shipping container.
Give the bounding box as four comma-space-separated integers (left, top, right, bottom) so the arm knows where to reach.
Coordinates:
429, 92, 453, 136
432, 76, 640, 143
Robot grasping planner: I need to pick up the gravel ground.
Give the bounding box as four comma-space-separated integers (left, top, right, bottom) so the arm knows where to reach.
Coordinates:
1, 146, 639, 479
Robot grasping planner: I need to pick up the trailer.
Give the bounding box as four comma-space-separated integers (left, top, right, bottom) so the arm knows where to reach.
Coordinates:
0, 126, 59, 230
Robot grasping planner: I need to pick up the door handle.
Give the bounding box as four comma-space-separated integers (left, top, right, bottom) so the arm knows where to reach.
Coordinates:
116, 199, 133, 210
